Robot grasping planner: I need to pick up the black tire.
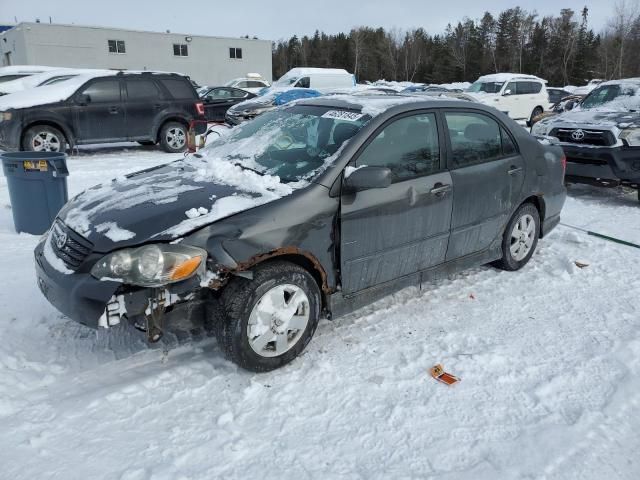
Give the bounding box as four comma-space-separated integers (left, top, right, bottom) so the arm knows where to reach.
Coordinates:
216, 261, 321, 372
493, 203, 540, 271
22, 125, 67, 152
159, 121, 188, 153
530, 107, 544, 125
137, 140, 156, 146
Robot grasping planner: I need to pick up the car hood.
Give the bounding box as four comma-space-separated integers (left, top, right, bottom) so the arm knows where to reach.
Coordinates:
538, 108, 640, 130
57, 158, 295, 253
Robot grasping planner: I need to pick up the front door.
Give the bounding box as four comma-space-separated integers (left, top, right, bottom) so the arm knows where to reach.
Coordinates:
73, 78, 125, 143
443, 110, 525, 260
123, 77, 166, 140
340, 112, 453, 294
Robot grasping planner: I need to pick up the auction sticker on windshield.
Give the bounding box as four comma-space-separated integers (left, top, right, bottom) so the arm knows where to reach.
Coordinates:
321, 110, 365, 121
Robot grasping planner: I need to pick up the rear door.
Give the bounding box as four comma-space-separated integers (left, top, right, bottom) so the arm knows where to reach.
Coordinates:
72, 78, 125, 142
443, 110, 525, 260
123, 77, 166, 140
340, 112, 453, 294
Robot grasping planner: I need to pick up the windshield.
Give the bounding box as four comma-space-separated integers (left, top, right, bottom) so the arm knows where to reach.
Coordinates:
467, 81, 505, 94
199, 105, 370, 183
580, 84, 639, 109
275, 77, 298, 87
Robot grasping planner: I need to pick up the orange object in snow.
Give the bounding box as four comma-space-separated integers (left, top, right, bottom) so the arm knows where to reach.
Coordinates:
430, 364, 460, 386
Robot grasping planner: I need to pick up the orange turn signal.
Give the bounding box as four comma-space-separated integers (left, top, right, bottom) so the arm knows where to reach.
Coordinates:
169, 256, 202, 281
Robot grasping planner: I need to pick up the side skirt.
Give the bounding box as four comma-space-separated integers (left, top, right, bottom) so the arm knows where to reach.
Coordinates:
326, 245, 502, 319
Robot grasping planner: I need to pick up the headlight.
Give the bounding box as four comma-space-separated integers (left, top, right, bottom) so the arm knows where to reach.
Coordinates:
0, 111, 11, 122
91, 244, 206, 287
531, 121, 550, 136
619, 128, 640, 146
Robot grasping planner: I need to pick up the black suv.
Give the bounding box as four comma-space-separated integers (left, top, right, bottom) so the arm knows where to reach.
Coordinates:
0, 71, 206, 153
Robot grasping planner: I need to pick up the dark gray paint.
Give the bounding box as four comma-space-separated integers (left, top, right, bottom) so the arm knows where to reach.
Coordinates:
35, 96, 567, 328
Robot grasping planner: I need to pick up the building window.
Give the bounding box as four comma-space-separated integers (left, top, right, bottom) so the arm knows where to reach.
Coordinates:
108, 40, 126, 54
173, 44, 188, 57
229, 47, 243, 59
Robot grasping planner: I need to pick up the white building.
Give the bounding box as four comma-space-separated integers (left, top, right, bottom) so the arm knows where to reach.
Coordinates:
0, 22, 273, 86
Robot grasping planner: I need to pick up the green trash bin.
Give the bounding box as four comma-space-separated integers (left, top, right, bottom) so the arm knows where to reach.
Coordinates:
1, 151, 69, 235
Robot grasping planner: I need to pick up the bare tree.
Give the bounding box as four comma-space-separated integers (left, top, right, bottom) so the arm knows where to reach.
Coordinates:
610, 0, 640, 77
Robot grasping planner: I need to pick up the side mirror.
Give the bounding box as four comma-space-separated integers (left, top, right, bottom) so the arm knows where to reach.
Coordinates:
77, 94, 91, 105
343, 166, 392, 192
565, 100, 576, 111
502, 89, 512, 96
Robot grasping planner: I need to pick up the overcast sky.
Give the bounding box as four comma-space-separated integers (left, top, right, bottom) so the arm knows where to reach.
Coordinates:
1, 0, 615, 40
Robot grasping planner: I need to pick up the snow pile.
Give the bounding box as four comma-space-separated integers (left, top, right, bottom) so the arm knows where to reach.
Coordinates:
94, 222, 136, 242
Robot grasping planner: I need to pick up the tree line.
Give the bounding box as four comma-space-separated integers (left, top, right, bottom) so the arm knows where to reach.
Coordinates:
271, 3, 640, 87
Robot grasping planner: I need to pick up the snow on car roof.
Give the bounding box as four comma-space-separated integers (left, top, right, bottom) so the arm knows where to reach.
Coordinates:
599, 77, 640, 87
280, 68, 351, 77
0, 68, 110, 94
475, 73, 547, 83
0, 70, 183, 110
0, 65, 59, 76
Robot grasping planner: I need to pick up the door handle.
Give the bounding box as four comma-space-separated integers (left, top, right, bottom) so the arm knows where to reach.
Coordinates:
430, 183, 451, 197
108, 107, 119, 114
508, 166, 523, 176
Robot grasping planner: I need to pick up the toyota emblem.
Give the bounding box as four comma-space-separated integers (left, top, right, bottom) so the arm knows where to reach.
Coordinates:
56, 232, 68, 249
571, 129, 586, 141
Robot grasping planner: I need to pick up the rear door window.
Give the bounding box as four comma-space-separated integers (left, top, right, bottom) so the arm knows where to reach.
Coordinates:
79, 79, 121, 103
444, 111, 503, 167
126, 79, 162, 100
159, 78, 196, 99
528, 82, 543, 94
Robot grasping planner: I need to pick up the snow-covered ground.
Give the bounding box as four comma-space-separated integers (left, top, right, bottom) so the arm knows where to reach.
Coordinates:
0, 144, 639, 480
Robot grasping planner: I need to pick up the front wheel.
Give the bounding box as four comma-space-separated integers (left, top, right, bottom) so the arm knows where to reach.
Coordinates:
159, 121, 188, 153
493, 203, 540, 271
216, 261, 321, 372
22, 125, 67, 152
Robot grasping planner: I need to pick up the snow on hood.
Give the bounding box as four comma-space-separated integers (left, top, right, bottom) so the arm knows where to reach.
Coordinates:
0, 68, 109, 95
0, 71, 119, 110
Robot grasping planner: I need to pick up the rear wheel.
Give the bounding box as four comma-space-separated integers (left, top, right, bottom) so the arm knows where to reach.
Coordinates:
493, 203, 540, 271
159, 121, 188, 153
22, 125, 67, 152
216, 261, 321, 372
530, 107, 544, 125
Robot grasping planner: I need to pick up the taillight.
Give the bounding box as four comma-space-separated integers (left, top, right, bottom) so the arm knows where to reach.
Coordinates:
561, 154, 567, 173
195, 101, 204, 116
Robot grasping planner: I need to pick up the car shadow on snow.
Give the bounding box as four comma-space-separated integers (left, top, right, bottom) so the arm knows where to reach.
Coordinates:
566, 183, 638, 207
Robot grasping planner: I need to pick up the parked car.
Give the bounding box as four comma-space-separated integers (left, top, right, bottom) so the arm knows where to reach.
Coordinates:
225, 88, 322, 125
271, 68, 355, 91
0, 65, 58, 84
532, 78, 640, 200
224, 74, 270, 94
467, 73, 548, 124
199, 86, 256, 122
402, 85, 462, 93
35, 95, 566, 372
0, 71, 206, 153
530, 94, 585, 127
0, 68, 108, 96
547, 87, 573, 106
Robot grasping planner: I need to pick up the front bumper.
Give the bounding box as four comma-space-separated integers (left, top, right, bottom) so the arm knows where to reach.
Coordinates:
561, 144, 640, 184
34, 235, 120, 328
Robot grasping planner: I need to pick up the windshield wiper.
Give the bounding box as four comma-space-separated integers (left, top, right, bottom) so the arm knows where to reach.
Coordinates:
233, 163, 265, 176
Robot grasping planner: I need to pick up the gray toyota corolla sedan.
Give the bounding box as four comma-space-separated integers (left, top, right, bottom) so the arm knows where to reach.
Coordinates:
35, 95, 567, 372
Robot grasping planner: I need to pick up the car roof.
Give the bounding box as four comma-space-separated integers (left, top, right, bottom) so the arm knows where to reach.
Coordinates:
475, 73, 547, 83
294, 93, 486, 116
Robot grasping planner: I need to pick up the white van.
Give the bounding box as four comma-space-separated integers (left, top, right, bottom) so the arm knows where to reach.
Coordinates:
273, 68, 355, 91
467, 73, 548, 123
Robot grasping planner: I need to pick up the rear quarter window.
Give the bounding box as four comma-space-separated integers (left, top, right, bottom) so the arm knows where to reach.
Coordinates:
159, 78, 197, 99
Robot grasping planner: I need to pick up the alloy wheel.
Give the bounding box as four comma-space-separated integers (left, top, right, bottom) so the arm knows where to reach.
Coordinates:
31, 132, 61, 152
247, 284, 310, 358
165, 127, 186, 150
510, 213, 536, 261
